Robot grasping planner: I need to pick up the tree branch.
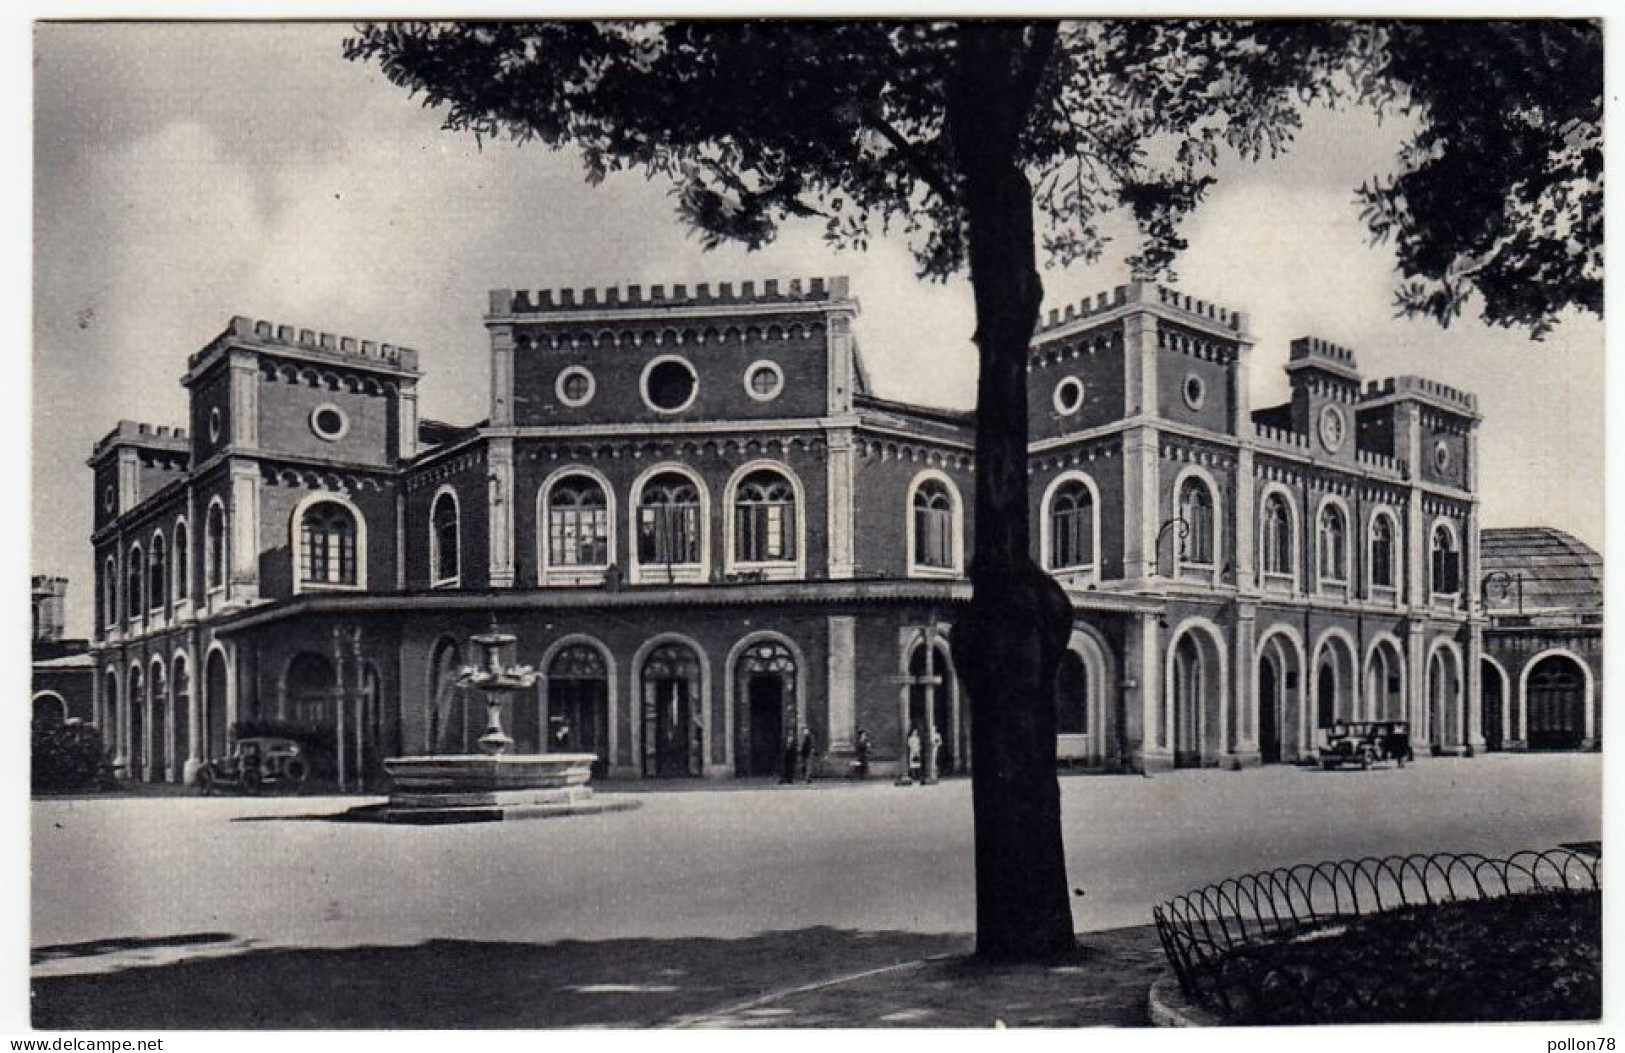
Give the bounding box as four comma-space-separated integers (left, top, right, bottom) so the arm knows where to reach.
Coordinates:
868, 113, 957, 207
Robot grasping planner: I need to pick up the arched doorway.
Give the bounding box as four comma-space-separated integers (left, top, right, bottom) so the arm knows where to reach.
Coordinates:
1427, 646, 1462, 753
735, 639, 796, 778
101, 668, 119, 743
1366, 640, 1405, 722
1257, 657, 1280, 764
1481, 659, 1506, 752
1312, 633, 1358, 743
907, 640, 956, 773
1168, 632, 1216, 768
128, 665, 145, 780
1055, 650, 1089, 753
1526, 654, 1586, 750
641, 642, 703, 777
32, 693, 67, 727
204, 649, 229, 761
149, 661, 168, 782
172, 655, 191, 782
548, 644, 610, 778
1315, 665, 1336, 732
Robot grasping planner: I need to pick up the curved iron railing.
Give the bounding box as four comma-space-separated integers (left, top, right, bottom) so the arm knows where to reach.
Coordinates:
1153, 848, 1601, 1023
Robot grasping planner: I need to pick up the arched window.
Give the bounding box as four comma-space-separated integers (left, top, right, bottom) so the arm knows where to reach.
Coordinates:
127, 546, 144, 619
1048, 480, 1095, 570
1318, 504, 1348, 582
430, 490, 460, 585
103, 554, 118, 630
1431, 523, 1461, 594
1261, 493, 1293, 576
149, 533, 167, 611
546, 475, 611, 569
299, 500, 359, 587
1370, 513, 1397, 590
637, 473, 702, 566
206, 502, 227, 592
173, 520, 189, 602
912, 479, 956, 570
1178, 478, 1215, 566
734, 469, 797, 563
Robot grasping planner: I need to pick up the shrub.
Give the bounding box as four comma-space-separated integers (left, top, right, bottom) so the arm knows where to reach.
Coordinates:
32, 720, 111, 792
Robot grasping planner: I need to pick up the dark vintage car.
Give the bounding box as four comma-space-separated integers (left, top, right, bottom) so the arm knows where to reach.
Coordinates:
1317, 721, 1414, 770
197, 736, 310, 795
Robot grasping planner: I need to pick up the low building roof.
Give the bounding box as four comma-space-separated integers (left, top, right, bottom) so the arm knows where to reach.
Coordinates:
1481, 527, 1602, 613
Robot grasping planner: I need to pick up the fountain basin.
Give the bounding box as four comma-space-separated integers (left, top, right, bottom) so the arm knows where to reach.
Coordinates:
374, 753, 638, 824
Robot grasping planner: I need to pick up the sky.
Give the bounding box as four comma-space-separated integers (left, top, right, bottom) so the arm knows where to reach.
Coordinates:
31, 21, 1606, 639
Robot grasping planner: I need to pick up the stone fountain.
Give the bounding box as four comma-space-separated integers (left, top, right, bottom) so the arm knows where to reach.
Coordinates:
377, 629, 636, 823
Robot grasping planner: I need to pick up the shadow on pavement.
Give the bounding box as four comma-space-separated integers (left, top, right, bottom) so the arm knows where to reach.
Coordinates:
32, 924, 1165, 1029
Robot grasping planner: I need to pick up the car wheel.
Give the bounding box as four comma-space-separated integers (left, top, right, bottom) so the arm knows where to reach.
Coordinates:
242, 770, 263, 796
198, 768, 215, 796
284, 758, 309, 786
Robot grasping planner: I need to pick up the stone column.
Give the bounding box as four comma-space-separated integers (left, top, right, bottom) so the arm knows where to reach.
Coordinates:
229, 350, 260, 449
1130, 612, 1166, 770
826, 429, 856, 580
487, 438, 516, 587
826, 304, 856, 416
488, 320, 516, 428
826, 615, 856, 752
1466, 623, 1486, 754
397, 385, 419, 460
228, 461, 260, 604
1235, 447, 1257, 592
1231, 605, 1258, 766
1406, 621, 1428, 749
1122, 306, 1161, 588
183, 634, 203, 784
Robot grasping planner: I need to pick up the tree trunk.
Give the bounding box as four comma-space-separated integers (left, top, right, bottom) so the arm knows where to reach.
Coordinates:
947, 23, 1077, 962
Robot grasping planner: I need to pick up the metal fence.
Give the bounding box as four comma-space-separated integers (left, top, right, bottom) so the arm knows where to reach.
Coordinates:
1153, 848, 1601, 1023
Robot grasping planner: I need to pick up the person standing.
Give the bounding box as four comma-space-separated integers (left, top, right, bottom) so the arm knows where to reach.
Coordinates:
905, 725, 923, 784
780, 728, 798, 784
798, 726, 817, 783
853, 727, 872, 779
931, 727, 945, 778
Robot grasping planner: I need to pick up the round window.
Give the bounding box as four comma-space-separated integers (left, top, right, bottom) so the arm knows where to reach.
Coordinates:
208, 407, 223, 443
1183, 374, 1207, 410
310, 404, 349, 442
1434, 439, 1453, 473
744, 360, 785, 401
1053, 376, 1085, 415
643, 356, 699, 413
103, 485, 116, 513
555, 366, 596, 407
1318, 404, 1347, 452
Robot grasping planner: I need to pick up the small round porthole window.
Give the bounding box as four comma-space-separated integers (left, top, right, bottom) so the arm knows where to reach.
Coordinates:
1433, 439, 1453, 473
1183, 374, 1207, 411
103, 485, 116, 513
555, 366, 596, 407
744, 360, 785, 401
208, 407, 223, 443
310, 403, 349, 442
643, 355, 699, 413
1053, 376, 1085, 415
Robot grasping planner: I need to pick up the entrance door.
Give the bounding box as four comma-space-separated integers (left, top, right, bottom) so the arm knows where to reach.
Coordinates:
1258, 659, 1281, 764
1527, 656, 1584, 750
747, 675, 785, 776
650, 678, 693, 775
908, 644, 954, 773
1481, 661, 1504, 752
553, 677, 609, 778
641, 643, 703, 777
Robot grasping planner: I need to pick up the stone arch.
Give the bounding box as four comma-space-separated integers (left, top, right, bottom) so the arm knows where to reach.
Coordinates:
725, 630, 808, 777
899, 624, 963, 774
1057, 624, 1113, 766
1163, 616, 1229, 767
1519, 647, 1594, 750
289, 489, 369, 592
425, 635, 464, 754
1425, 637, 1466, 752
1310, 627, 1360, 736
539, 634, 618, 776
632, 633, 711, 778
1363, 633, 1407, 723
1481, 653, 1512, 751
905, 468, 965, 577
1255, 623, 1306, 762
31, 691, 68, 727
1255, 481, 1301, 586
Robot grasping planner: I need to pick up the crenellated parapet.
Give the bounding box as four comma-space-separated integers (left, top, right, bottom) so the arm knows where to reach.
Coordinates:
1286, 336, 1361, 381
492, 276, 852, 316
1362, 375, 1480, 418
1252, 422, 1310, 451
1035, 281, 1250, 340
89, 420, 190, 463
190, 316, 421, 375
1354, 447, 1404, 476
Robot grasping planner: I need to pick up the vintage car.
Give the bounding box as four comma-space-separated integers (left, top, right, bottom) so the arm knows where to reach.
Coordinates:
1317, 721, 1414, 770
196, 736, 310, 795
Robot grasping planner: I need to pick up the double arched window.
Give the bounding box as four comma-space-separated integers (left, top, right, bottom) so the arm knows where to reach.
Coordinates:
205, 501, 227, 593
1046, 478, 1096, 572
430, 489, 460, 586
126, 546, 144, 620
1260, 492, 1294, 578
1317, 502, 1348, 583
1178, 477, 1216, 567
1431, 522, 1461, 595
733, 468, 798, 565
909, 474, 962, 575
1370, 512, 1399, 592
637, 472, 703, 569
148, 533, 167, 612
545, 474, 612, 574
297, 499, 361, 589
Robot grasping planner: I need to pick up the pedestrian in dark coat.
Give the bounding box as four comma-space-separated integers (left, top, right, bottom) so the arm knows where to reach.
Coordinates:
780, 729, 797, 784
798, 726, 817, 783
